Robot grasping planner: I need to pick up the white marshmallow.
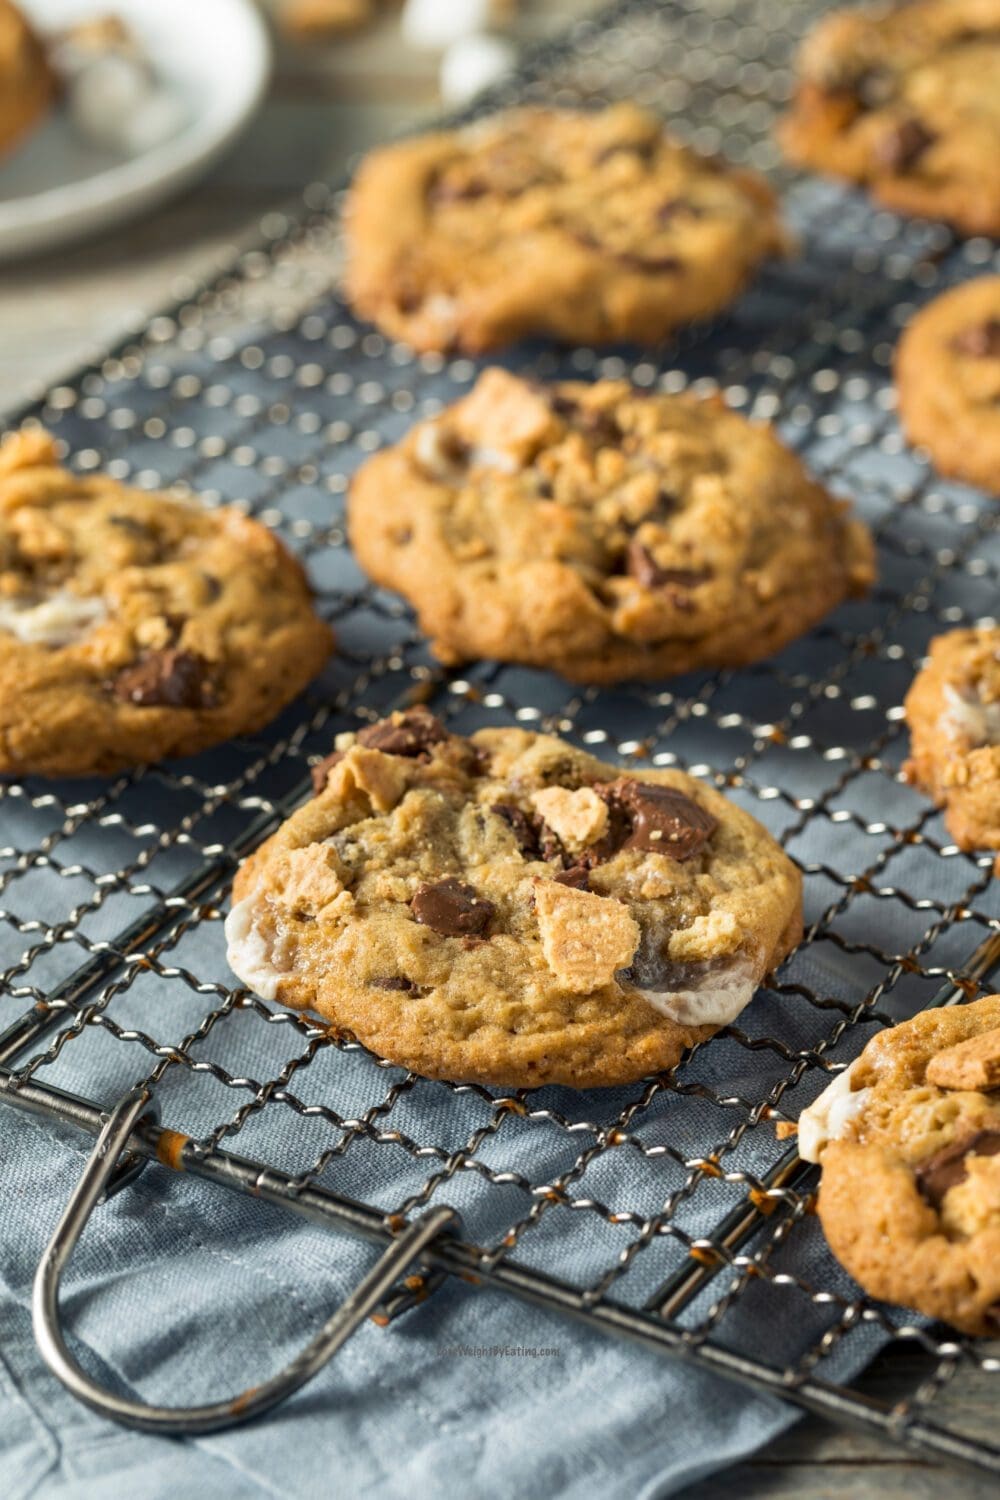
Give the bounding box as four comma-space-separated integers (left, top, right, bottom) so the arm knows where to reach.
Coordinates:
402, 0, 493, 50
440, 33, 516, 106
224, 895, 292, 1002
0, 591, 107, 647
67, 55, 186, 155
942, 682, 1000, 748
622, 955, 758, 1028
797, 1058, 871, 1163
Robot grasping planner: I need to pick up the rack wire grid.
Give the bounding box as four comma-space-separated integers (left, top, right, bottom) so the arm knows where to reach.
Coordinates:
4, 0, 1000, 1471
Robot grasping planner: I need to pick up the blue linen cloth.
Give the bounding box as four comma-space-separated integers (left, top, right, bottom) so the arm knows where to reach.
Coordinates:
0, 632, 990, 1500
0, 1095, 852, 1500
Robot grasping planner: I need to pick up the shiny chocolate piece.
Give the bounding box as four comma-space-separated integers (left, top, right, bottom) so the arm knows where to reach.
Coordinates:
411, 877, 495, 937
357, 706, 449, 757
914, 1128, 1000, 1209
112, 648, 216, 710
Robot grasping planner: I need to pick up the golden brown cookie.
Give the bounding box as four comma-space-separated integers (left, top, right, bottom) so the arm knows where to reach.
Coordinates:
0, 429, 333, 776
779, 0, 1000, 235
798, 996, 1000, 1336
895, 278, 1000, 495
225, 708, 803, 1089
903, 626, 1000, 851
0, 0, 54, 160
346, 369, 876, 684
344, 103, 787, 353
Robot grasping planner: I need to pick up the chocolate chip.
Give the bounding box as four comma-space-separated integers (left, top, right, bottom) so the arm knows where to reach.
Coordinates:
411, 878, 495, 937
626, 540, 711, 592
371, 975, 416, 992
201, 572, 223, 603
598, 779, 718, 860
874, 118, 934, 173
914, 1128, 1000, 1210
357, 707, 448, 757
311, 749, 345, 794
950, 319, 1000, 358
554, 865, 590, 890
112, 648, 217, 709
492, 802, 541, 858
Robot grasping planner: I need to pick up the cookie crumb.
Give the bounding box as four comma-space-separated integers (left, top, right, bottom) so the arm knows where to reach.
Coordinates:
534, 880, 639, 992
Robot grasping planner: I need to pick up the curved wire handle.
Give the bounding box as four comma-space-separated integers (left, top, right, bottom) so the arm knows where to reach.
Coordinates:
32, 1087, 459, 1435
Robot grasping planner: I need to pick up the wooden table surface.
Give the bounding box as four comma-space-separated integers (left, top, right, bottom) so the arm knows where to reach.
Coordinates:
1, 3, 998, 1494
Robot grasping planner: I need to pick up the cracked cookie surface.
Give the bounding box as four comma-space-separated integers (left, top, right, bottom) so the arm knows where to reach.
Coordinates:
0, 0, 53, 161
347, 369, 875, 684
903, 626, 1000, 851
779, 0, 1000, 235
0, 429, 333, 776
798, 995, 1000, 1335
344, 103, 786, 353
895, 277, 1000, 494
225, 708, 803, 1089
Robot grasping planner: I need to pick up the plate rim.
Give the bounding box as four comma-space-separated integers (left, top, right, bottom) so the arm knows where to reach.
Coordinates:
0, 0, 272, 258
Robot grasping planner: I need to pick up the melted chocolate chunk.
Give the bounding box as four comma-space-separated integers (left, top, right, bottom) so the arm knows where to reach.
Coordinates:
554, 865, 591, 890
597, 778, 718, 860
492, 802, 541, 858
626, 540, 711, 592
950, 318, 1000, 358
357, 707, 448, 757
874, 117, 934, 174
112, 648, 217, 710
371, 975, 416, 992
311, 749, 345, 794
411, 878, 495, 937
914, 1128, 1000, 1210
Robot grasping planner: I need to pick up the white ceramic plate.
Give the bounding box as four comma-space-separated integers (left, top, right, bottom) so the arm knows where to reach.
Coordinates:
0, 0, 271, 260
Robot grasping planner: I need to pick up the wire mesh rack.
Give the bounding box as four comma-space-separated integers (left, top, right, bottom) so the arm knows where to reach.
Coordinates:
3, 0, 1000, 1472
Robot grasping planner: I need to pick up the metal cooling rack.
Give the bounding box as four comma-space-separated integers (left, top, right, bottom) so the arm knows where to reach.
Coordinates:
4, 0, 1000, 1472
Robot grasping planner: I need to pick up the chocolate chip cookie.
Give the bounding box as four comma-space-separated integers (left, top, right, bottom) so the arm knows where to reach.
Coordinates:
225, 708, 803, 1089
0, 0, 54, 160
779, 0, 1000, 235
0, 429, 333, 776
798, 996, 1000, 1335
895, 278, 1000, 494
344, 103, 787, 353
346, 369, 876, 684
903, 626, 1000, 851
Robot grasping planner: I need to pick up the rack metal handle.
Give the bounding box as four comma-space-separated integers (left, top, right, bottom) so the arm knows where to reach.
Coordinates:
32, 1087, 458, 1435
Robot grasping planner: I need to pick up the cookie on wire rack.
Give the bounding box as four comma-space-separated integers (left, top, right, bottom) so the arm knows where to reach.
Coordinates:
346, 367, 876, 684
0, 0, 54, 160
0, 430, 333, 776
797, 995, 1000, 1336
895, 277, 1000, 496
903, 626, 1000, 853
225, 707, 803, 1090
344, 102, 788, 352
778, 0, 1000, 236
